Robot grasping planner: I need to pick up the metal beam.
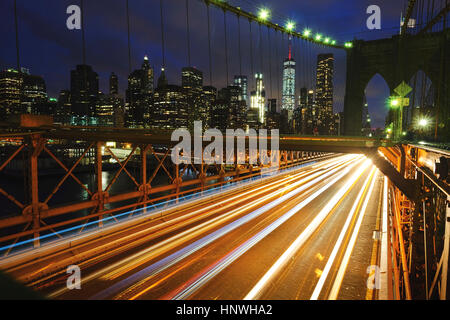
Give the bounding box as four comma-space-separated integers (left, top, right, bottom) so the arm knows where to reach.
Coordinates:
365, 149, 418, 201
204, 0, 344, 49
401, 0, 418, 35
419, 3, 450, 34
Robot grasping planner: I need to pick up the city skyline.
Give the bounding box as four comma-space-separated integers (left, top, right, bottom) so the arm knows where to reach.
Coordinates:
0, 0, 410, 129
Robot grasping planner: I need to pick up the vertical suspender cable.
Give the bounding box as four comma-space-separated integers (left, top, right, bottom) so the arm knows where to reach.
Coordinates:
249, 19, 254, 89
267, 26, 273, 99
237, 15, 242, 76
185, 0, 191, 67
126, 0, 132, 73
223, 9, 229, 86
302, 39, 307, 88
281, 32, 285, 109
160, 0, 166, 69
258, 23, 263, 74
206, 3, 213, 86
80, 0, 86, 65
14, 0, 20, 72
275, 30, 280, 108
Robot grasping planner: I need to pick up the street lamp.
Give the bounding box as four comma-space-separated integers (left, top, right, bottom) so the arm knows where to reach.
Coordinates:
418, 118, 429, 127
390, 98, 400, 107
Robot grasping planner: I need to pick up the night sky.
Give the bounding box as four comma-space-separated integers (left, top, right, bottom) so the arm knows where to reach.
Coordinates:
0, 0, 408, 128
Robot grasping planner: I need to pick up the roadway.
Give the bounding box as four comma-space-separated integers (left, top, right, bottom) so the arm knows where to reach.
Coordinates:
5, 154, 383, 300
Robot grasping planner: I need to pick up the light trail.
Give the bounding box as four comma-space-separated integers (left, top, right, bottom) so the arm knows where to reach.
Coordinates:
89, 156, 362, 299
158, 158, 365, 300
102, 156, 352, 282
47, 156, 347, 297
327, 167, 378, 300
310, 166, 376, 300
244, 159, 372, 300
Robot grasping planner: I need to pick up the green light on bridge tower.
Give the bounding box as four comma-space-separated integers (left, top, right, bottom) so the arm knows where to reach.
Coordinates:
344, 42, 353, 48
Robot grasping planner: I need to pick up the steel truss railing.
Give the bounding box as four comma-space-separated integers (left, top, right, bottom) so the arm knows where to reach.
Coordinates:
382, 144, 449, 300
0, 132, 327, 256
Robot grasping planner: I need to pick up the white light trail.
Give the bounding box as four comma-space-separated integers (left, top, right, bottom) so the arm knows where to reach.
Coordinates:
244, 159, 372, 300
327, 168, 378, 300
310, 166, 376, 300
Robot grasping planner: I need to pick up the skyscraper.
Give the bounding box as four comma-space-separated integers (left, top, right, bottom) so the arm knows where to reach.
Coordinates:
250, 73, 266, 124
214, 85, 246, 130
151, 69, 188, 130
281, 36, 296, 121
315, 53, 334, 135
126, 56, 154, 127
70, 64, 99, 117
0, 69, 23, 118
182, 67, 203, 89
21, 73, 48, 114
233, 75, 248, 106
109, 72, 119, 95
202, 85, 217, 128
181, 67, 204, 129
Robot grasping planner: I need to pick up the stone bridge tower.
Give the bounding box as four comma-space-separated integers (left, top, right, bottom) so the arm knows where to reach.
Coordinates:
343, 30, 449, 141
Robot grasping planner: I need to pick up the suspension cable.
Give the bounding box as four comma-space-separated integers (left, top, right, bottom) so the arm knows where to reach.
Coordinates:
223, 9, 229, 86
237, 14, 242, 75
258, 23, 263, 73
267, 26, 273, 99
206, 3, 213, 86
275, 30, 280, 108
160, 0, 166, 68
81, 0, 86, 65
249, 19, 254, 89
14, 0, 20, 72
185, 0, 191, 67
126, 0, 132, 73
281, 31, 285, 108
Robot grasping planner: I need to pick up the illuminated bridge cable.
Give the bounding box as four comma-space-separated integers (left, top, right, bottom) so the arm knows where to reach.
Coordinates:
185, 0, 191, 67
160, 0, 166, 68
14, 0, 20, 72
223, 9, 229, 85
126, 0, 132, 73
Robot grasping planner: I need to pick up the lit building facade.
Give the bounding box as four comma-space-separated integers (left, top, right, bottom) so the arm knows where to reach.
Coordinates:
250, 73, 266, 124
233, 75, 248, 106
182, 67, 204, 130
126, 56, 154, 128
315, 53, 334, 135
281, 37, 296, 121
0, 69, 23, 118
151, 70, 188, 130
